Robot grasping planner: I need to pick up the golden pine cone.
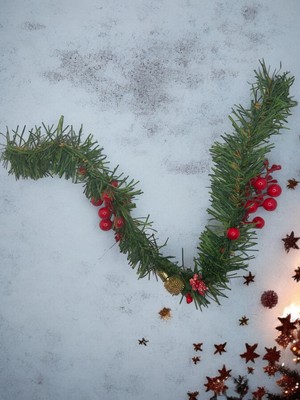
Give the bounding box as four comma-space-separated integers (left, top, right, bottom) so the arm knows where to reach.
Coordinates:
164, 275, 185, 296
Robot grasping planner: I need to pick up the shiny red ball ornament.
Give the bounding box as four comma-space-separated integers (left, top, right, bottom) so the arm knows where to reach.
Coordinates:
262, 197, 277, 211
114, 216, 125, 229
186, 293, 193, 304
99, 219, 113, 231
267, 183, 282, 197
244, 200, 258, 213
252, 177, 268, 191
91, 197, 103, 207
252, 216, 265, 229
261, 290, 278, 309
98, 207, 112, 219
226, 227, 240, 240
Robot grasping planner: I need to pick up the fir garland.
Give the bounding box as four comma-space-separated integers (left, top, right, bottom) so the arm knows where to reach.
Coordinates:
0, 61, 297, 309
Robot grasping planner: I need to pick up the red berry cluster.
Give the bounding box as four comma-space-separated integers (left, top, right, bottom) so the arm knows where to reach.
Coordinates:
227, 160, 282, 241
90, 180, 125, 242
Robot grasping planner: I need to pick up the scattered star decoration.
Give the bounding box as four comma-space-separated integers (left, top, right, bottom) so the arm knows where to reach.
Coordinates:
263, 364, 278, 376
218, 365, 232, 381
263, 346, 281, 363
243, 271, 255, 285
187, 391, 199, 400
138, 338, 149, 346
192, 356, 201, 365
158, 307, 171, 320
239, 316, 249, 326
193, 343, 203, 352
252, 386, 266, 400
204, 376, 228, 395
247, 367, 255, 374
287, 178, 299, 189
282, 231, 300, 253
240, 343, 260, 363
292, 266, 300, 282
276, 314, 298, 336
214, 342, 227, 355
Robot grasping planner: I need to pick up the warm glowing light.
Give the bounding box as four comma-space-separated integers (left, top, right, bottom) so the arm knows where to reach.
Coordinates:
282, 303, 300, 320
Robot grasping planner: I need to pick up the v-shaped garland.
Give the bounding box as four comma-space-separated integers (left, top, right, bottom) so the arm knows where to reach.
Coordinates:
0, 61, 297, 309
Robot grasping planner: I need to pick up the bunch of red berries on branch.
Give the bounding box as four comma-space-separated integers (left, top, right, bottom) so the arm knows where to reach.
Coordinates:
226, 160, 282, 241
91, 180, 125, 242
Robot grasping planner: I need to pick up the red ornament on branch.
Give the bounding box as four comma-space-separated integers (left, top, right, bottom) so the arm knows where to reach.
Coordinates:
99, 219, 113, 231
226, 227, 240, 240
262, 198, 277, 211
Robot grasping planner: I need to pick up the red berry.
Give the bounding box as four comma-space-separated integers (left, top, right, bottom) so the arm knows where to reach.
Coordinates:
78, 166, 87, 176
91, 197, 103, 207
267, 183, 282, 197
226, 227, 240, 240
99, 219, 113, 231
186, 293, 193, 304
244, 200, 258, 214
252, 216, 265, 229
110, 180, 119, 188
262, 198, 277, 211
114, 216, 125, 229
101, 191, 113, 203
115, 232, 123, 242
98, 207, 112, 219
252, 177, 267, 191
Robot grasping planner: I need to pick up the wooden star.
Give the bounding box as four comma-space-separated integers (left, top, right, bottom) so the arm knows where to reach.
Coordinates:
240, 343, 260, 363
158, 307, 171, 320
138, 338, 149, 346
287, 178, 299, 189
243, 271, 255, 285
247, 367, 255, 374
192, 356, 201, 365
187, 391, 199, 400
282, 231, 300, 253
276, 314, 298, 336
239, 316, 249, 326
218, 364, 232, 381
292, 266, 300, 282
252, 386, 266, 400
214, 342, 227, 355
263, 346, 281, 363
193, 342, 203, 352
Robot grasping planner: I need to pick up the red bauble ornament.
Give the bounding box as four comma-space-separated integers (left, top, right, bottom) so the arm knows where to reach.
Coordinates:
244, 200, 258, 214
99, 219, 113, 231
91, 197, 103, 207
114, 216, 125, 229
262, 198, 277, 211
252, 216, 265, 229
226, 227, 240, 240
98, 207, 112, 219
261, 290, 278, 309
186, 293, 193, 304
252, 177, 268, 191
267, 183, 282, 197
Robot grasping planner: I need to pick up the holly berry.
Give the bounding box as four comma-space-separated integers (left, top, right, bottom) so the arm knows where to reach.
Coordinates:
114, 216, 125, 229
252, 177, 267, 191
99, 219, 113, 231
91, 197, 103, 207
226, 227, 240, 240
244, 200, 258, 214
252, 216, 265, 229
98, 207, 112, 219
267, 183, 282, 197
262, 197, 277, 211
78, 166, 87, 176
101, 191, 113, 203
186, 293, 193, 304
110, 180, 119, 188
115, 233, 123, 242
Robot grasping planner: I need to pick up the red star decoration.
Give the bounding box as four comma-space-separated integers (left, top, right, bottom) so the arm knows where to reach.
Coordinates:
282, 231, 300, 253
247, 367, 255, 374
204, 376, 228, 395
239, 316, 249, 326
214, 342, 227, 355
187, 391, 199, 400
218, 365, 232, 381
193, 343, 203, 352
263, 364, 278, 376
192, 356, 201, 365
276, 314, 298, 336
263, 346, 281, 363
243, 271, 255, 285
276, 333, 294, 348
252, 387, 266, 400
240, 343, 260, 363
292, 266, 300, 282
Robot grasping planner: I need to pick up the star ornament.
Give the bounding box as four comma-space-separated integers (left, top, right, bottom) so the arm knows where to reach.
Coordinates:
276, 314, 298, 336
218, 364, 232, 381
138, 338, 149, 346
287, 178, 299, 189
239, 316, 249, 326
187, 391, 199, 400
214, 342, 227, 355
240, 343, 260, 363
252, 386, 266, 400
204, 376, 228, 395
192, 356, 201, 365
292, 266, 300, 282
263, 346, 281, 363
282, 231, 300, 253
193, 343, 203, 352
243, 271, 255, 285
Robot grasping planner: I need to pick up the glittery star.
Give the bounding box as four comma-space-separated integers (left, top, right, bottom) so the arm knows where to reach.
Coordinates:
192, 356, 201, 365
239, 316, 249, 326
263, 364, 278, 376
292, 266, 300, 282
214, 342, 227, 355
247, 367, 255, 374
282, 231, 300, 253
138, 338, 149, 346
218, 364, 232, 381
276, 314, 298, 336
187, 391, 199, 400
193, 343, 203, 352
276, 333, 294, 348
287, 178, 299, 189
243, 271, 255, 285
158, 307, 171, 320
252, 386, 266, 400
263, 346, 281, 364
204, 376, 228, 395
240, 343, 260, 363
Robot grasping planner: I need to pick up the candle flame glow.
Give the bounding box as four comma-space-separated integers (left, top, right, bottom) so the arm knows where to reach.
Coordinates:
282, 303, 300, 320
